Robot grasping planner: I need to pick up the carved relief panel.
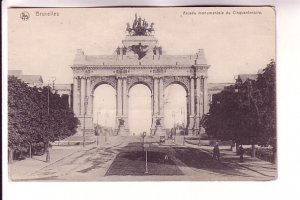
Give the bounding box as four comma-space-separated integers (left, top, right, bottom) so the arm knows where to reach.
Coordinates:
127, 76, 154, 93
90, 76, 117, 92
163, 76, 190, 93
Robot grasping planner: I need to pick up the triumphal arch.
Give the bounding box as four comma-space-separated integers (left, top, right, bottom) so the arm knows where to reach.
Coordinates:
71, 14, 210, 136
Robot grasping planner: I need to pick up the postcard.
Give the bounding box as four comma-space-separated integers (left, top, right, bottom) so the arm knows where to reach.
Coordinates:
7, 7, 276, 181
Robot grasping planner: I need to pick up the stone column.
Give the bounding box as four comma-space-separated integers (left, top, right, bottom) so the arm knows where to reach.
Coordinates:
203, 76, 209, 114
151, 93, 154, 116
122, 78, 128, 116
186, 93, 190, 130
194, 77, 201, 131
122, 78, 129, 129
158, 78, 164, 124
116, 77, 129, 135
68, 91, 71, 109
151, 77, 159, 135
190, 77, 195, 116
86, 77, 91, 115
153, 77, 159, 116
90, 95, 94, 116
80, 77, 86, 115
116, 77, 122, 117
84, 77, 94, 131
73, 77, 80, 116
188, 77, 195, 134
199, 78, 204, 117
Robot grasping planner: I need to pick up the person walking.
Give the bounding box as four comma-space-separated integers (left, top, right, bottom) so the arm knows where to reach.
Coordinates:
213, 142, 220, 161
239, 145, 245, 162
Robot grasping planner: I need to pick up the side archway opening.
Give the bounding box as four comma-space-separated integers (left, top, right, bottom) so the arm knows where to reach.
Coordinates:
93, 84, 116, 134
164, 84, 187, 136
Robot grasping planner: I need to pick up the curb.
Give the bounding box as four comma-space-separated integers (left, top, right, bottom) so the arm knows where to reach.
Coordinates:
27, 139, 125, 177
200, 148, 275, 178
28, 145, 95, 176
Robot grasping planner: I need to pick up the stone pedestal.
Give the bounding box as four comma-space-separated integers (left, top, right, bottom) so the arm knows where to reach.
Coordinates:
116, 125, 129, 135
116, 116, 129, 129
151, 125, 166, 136
122, 35, 158, 49
116, 116, 129, 135
187, 116, 195, 135
151, 116, 165, 135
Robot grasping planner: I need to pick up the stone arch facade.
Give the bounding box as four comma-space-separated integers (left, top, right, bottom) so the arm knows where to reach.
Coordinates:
71, 15, 210, 136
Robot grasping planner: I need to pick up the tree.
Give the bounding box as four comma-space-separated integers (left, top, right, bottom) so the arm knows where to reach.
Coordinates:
203, 60, 276, 158
203, 89, 238, 150
8, 77, 40, 161
8, 76, 79, 163
255, 60, 276, 146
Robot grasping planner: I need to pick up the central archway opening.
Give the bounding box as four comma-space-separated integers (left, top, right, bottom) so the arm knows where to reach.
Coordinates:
164, 84, 187, 136
93, 84, 116, 135
128, 84, 152, 136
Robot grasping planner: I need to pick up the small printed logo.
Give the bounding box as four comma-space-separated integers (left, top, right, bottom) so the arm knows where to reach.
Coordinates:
20, 11, 30, 21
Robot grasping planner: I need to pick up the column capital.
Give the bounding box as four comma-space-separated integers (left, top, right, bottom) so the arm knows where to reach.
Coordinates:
153, 76, 161, 80
189, 76, 195, 80
79, 76, 88, 80
116, 75, 127, 79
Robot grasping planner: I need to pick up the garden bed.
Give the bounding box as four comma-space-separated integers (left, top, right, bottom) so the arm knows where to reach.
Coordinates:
106, 151, 183, 176
245, 147, 275, 163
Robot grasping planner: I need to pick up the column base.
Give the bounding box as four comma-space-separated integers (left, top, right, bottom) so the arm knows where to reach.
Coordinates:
187, 115, 195, 135
116, 125, 130, 136
193, 115, 201, 135
151, 116, 166, 136
194, 115, 201, 130
151, 125, 166, 136
116, 116, 129, 129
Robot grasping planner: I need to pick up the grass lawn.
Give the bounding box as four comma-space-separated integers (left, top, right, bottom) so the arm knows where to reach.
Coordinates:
106, 150, 183, 176
173, 147, 250, 177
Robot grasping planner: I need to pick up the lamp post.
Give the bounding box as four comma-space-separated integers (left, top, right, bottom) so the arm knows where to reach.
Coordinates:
83, 96, 89, 147
46, 77, 56, 163
105, 112, 108, 143
96, 111, 101, 146
172, 111, 176, 142
47, 77, 56, 115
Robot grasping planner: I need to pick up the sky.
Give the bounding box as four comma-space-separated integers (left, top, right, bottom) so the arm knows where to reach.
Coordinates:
8, 7, 275, 84
8, 7, 275, 132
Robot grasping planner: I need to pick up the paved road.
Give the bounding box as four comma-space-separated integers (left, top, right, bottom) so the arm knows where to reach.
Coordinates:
16, 136, 276, 181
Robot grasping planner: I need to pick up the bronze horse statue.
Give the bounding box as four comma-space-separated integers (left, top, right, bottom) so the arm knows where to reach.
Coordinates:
146, 23, 155, 35
126, 20, 155, 36
126, 23, 133, 35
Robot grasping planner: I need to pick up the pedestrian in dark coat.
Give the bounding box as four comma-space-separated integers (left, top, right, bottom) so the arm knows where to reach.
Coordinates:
213, 143, 220, 161
239, 145, 245, 162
